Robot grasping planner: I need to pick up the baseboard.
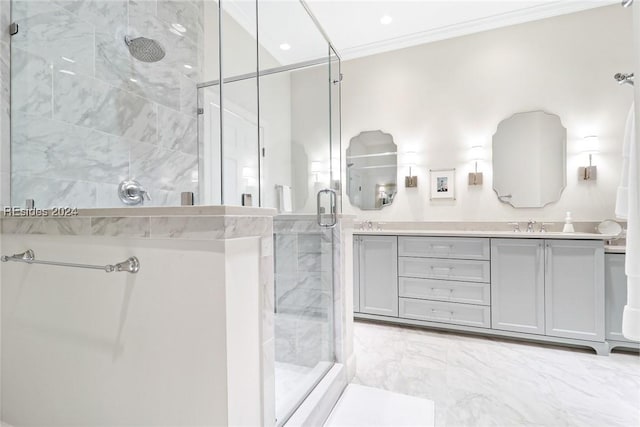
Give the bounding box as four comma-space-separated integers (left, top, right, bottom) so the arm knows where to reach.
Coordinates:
345, 353, 357, 382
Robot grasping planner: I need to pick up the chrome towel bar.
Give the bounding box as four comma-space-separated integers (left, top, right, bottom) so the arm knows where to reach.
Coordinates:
1, 249, 140, 274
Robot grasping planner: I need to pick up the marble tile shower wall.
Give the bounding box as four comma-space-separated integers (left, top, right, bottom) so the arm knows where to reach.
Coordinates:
10, 0, 203, 208
0, 0, 10, 206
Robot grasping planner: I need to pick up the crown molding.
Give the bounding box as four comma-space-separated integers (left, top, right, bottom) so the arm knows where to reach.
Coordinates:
339, 1, 619, 61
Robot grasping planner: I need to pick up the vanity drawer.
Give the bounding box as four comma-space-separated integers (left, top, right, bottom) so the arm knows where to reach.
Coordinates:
398, 257, 490, 283
398, 237, 490, 260
399, 298, 491, 328
399, 277, 490, 306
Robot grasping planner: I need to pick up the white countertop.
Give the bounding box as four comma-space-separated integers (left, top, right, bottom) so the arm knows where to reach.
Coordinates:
353, 229, 618, 240
605, 245, 627, 253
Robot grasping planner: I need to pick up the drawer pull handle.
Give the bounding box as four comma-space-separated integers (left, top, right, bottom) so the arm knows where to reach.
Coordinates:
430, 244, 453, 250
430, 287, 454, 296
431, 308, 454, 318
430, 266, 454, 273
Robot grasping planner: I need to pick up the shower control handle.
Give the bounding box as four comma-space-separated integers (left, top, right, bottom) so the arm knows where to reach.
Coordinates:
118, 180, 151, 206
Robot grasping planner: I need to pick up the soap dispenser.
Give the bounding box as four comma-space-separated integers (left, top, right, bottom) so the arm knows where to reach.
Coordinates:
563, 211, 575, 233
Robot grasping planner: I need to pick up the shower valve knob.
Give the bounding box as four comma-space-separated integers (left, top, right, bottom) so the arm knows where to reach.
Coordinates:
118, 180, 151, 206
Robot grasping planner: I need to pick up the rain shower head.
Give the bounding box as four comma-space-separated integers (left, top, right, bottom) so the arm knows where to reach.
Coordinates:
124, 36, 166, 63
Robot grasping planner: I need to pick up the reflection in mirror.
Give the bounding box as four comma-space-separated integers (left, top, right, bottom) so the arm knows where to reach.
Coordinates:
493, 111, 567, 208
346, 130, 397, 210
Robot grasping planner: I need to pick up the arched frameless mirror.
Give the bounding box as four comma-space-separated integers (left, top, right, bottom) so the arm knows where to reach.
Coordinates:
492, 111, 567, 208
346, 130, 397, 210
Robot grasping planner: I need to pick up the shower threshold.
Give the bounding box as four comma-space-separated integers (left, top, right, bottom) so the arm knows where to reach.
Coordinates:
276, 361, 333, 425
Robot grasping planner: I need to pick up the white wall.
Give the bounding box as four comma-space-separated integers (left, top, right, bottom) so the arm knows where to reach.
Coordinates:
305, 5, 634, 222
0, 234, 264, 426
291, 66, 332, 213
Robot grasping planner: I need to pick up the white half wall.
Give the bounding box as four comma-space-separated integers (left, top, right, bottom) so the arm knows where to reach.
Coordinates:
0, 234, 265, 426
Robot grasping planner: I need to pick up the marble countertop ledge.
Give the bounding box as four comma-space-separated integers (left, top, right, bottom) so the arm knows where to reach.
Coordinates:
0, 215, 273, 240
1, 205, 277, 218
354, 229, 619, 240
275, 213, 357, 220
605, 245, 627, 254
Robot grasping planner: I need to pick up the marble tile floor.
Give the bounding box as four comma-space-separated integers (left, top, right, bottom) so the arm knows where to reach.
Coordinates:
276, 361, 333, 425
324, 384, 435, 427
352, 320, 640, 427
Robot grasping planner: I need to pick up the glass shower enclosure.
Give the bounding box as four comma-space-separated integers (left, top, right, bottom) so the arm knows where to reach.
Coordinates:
196, 2, 341, 424
8, 0, 341, 424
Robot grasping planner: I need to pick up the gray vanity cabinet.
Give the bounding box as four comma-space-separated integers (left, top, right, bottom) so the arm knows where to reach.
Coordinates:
354, 233, 611, 354
545, 240, 604, 342
491, 239, 545, 335
605, 254, 635, 344
354, 235, 398, 317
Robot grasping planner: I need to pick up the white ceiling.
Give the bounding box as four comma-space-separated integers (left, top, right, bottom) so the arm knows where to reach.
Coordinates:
225, 0, 619, 65
305, 0, 619, 59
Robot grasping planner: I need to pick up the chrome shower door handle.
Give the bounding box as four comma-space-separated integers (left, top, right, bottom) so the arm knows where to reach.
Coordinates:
317, 188, 337, 228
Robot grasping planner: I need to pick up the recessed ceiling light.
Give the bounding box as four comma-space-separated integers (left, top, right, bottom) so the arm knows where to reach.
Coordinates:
59, 69, 76, 76
279, 43, 291, 51
172, 23, 186, 33
169, 28, 183, 37
380, 15, 393, 25
184, 64, 193, 70
130, 78, 138, 83
61, 56, 75, 63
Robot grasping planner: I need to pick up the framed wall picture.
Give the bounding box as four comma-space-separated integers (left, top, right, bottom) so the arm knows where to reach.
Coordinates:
430, 168, 456, 200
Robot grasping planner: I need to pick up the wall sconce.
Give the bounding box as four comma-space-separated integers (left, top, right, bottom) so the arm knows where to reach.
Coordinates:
404, 151, 418, 188
311, 161, 322, 182
578, 136, 599, 181
468, 145, 484, 185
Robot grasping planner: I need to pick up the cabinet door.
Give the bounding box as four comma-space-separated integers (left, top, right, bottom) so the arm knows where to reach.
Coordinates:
605, 254, 633, 342
491, 239, 545, 334
359, 235, 398, 317
545, 240, 604, 342
353, 237, 360, 313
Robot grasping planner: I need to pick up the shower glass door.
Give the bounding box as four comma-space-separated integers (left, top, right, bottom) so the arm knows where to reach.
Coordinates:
269, 54, 336, 423
257, 2, 339, 424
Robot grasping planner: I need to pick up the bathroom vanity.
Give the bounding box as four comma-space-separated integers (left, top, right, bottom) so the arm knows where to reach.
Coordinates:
353, 230, 637, 355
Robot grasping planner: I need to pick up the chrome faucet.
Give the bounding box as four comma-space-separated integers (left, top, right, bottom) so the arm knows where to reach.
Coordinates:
526, 220, 537, 232
118, 180, 151, 206
359, 220, 372, 231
